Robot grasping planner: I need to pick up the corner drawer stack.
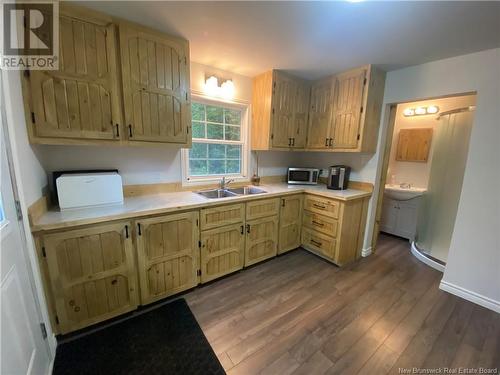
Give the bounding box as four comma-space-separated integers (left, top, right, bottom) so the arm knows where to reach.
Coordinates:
302, 195, 340, 261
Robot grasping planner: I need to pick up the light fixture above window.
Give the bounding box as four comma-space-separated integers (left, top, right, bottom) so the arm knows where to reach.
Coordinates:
403, 105, 440, 117
203, 75, 235, 100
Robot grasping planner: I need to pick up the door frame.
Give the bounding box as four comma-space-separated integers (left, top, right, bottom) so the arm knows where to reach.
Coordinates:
370, 91, 477, 253
1, 71, 56, 359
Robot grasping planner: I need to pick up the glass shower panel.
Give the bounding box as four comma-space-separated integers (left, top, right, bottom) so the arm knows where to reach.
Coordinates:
416, 110, 474, 262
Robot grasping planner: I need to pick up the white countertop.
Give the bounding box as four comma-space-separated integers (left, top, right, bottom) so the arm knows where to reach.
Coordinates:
31, 183, 371, 233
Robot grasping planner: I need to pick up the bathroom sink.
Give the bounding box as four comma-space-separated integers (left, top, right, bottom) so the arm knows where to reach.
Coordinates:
196, 189, 239, 199
384, 184, 426, 200
226, 186, 267, 195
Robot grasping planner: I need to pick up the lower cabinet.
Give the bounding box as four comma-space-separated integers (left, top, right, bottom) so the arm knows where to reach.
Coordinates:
245, 216, 279, 266
278, 194, 303, 254
380, 196, 419, 241
42, 222, 139, 334
200, 223, 245, 282
135, 212, 199, 305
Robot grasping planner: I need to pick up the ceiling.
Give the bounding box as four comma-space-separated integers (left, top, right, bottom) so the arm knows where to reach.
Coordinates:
78, 1, 500, 80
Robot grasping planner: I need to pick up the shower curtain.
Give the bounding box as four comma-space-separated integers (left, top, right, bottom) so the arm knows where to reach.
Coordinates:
416, 110, 474, 262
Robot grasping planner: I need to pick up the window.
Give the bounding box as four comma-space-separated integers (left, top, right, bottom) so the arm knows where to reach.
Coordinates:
183, 97, 249, 183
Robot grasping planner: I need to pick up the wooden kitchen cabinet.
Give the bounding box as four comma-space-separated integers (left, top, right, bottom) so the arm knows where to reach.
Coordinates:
246, 198, 280, 221
41, 222, 139, 334
278, 194, 303, 254
301, 194, 369, 266
252, 70, 310, 150
200, 203, 245, 230
135, 212, 199, 305
306, 65, 386, 152
120, 23, 191, 145
245, 216, 279, 267
24, 5, 123, 144
200, 223, 245, 283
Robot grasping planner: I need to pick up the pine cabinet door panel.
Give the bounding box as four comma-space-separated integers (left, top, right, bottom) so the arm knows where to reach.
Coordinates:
136, 212, 199, 305
246, 198, 280, 221
278, 195, 303, 254
200, 224, 245, 283
43, 222, 138, 334
245, 216, 279, 266
30, 16, 121, 141
120, 25, 190, 143
271, 76, 295, 148
307, 79, 333, 149
200, 204, 245, 230
331, 68, 366, 149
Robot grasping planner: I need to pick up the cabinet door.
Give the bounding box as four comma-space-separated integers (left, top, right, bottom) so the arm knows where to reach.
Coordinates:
307, 78, 334, 149
245, 216, 279, 266
43, 222, 138, 334
120, 23, 190, 143
136, 212, 199, 305
200, 223, 245, 283
331, 67, 366, 149
380, 199, 397, 233
394, 201, 418, 240
278, 195, 303, 254
271, 73, 295, 148
29, 10, 122, 141
246, 198, 280, 221
291, 82, 310, 148
200, 203, 245, 230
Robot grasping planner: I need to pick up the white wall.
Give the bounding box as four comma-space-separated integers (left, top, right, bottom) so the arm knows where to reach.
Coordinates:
387, 95, 476, 189
374, 48, 500, 312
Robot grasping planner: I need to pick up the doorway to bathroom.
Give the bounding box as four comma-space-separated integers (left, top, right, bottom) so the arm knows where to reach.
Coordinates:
373, 93, 477, 270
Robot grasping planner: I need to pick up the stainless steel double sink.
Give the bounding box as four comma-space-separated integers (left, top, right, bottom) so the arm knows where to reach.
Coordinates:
196, 186, 267, 199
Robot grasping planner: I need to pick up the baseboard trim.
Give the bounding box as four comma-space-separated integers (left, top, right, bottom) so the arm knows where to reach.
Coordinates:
361, 247, 372, 257
410, 242, 445, 272
439, 280, 500, 314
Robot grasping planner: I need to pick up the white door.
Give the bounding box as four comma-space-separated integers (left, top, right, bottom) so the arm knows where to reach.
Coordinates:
1, 97, 51, 374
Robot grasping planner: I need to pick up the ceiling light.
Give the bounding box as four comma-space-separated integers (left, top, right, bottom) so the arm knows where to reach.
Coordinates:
221, 80, 235, 100
204, 76, 219, 97
426, 105, 439, 114
403, 108, 415, 117
414, 107, 426, 115
204, 76, 235, 100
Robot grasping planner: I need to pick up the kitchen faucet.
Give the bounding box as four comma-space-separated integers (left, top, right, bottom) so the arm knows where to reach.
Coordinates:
219, 176, 234, 189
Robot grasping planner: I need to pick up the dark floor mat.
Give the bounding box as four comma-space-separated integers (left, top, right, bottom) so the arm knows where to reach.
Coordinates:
53, 298, 225, 375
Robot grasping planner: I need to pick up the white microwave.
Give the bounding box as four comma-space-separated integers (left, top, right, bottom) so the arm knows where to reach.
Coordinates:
287, 168, 320, 185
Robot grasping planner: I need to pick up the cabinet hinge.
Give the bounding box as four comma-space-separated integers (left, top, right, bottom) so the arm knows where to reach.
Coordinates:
363, 77, 367, 85
41, 246, 46, 258
272, 108, 275, 114
198, 240, 201, 248
196, 219, 199, 227
197, 269, 201, 276
23, 15, 27, 28
14, 200, 23, 220
24, 70, 30, 78
357, 134, 360, 140
40, 323, 47, 339
270, 134, 274, 139
31, 112, 35, 124
55, 315, 59, 324
184, 56, 187, 65
185, 92, 188, 101
360, 106, 364, 114
273, 82, 276, 88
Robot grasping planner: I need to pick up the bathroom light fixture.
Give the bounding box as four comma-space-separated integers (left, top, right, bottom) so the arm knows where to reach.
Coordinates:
403, 105, 440, 117
203, 75, 235, 99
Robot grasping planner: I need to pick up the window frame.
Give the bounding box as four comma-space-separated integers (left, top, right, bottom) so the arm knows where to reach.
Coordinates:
181, 94, 250, 186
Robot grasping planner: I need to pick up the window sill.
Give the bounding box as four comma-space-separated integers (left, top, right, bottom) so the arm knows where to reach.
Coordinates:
183, 176, 250, 188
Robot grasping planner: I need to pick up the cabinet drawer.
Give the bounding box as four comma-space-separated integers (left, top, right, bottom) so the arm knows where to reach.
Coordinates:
301, 227, 337, 260
200, 203, 245, 230
304, 195, 340, 219
246, 198, 280, 220
302, 211, 338, 237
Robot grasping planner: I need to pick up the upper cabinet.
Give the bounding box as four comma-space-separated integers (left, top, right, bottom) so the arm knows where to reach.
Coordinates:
252, 65, 386, 153
26, 7, 122, 143
251, 70, 310, 150
22, 4, 191, 147
119, 23, 191, 145
307, 65, 386, 152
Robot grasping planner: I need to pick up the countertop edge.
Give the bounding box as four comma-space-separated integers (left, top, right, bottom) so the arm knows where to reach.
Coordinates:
31, 186, 372, 233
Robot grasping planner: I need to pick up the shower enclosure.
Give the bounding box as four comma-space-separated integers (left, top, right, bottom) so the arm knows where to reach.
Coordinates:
414, 106, 475, 263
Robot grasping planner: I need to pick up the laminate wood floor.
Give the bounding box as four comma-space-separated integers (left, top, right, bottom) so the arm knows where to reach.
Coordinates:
185, 234, 500, 375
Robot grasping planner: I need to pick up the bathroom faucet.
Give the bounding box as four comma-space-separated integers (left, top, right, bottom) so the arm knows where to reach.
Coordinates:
219, 176, 234, 189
